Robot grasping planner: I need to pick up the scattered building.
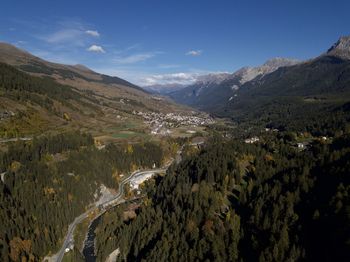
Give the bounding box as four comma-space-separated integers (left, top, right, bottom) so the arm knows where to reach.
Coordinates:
245, 137, 260, 144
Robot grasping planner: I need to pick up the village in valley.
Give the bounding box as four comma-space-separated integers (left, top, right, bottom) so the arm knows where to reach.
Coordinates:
133, 110, 215, 135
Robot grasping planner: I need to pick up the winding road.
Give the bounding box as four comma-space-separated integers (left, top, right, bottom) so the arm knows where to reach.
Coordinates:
44, 145, 184, 262
48, 168, 167, 262
0, 137, 32, 143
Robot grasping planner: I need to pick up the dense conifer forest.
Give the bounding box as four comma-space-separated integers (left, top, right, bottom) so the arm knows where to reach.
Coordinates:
1, 29, 350, 262
0, 132, 164, 261
94, 133, 350, 262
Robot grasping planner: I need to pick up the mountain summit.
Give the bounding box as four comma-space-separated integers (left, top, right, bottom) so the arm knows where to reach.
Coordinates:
327, 35, 350, 59
232, 57, 300, 85
169, 57, 300, 109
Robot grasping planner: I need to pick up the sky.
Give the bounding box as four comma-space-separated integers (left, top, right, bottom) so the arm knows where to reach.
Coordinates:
1, 0, 350, 86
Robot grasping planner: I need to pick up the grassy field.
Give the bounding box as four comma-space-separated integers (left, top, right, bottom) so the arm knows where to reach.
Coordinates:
169, 126, 207, 138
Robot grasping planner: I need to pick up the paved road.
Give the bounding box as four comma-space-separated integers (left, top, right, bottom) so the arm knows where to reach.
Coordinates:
52, 168, 166, 262
0, 137, 32, 143
46, 144, 184, 262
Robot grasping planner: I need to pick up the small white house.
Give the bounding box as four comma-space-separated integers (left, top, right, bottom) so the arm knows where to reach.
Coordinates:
245, 137, 260, 144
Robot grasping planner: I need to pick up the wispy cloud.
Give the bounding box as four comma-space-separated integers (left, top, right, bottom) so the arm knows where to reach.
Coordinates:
186, 50, 202, 56
113, 52, 160, 64
44, 29, 84, 44
38, 19, 101, 48
87, 45, 105, 53
157, 64, 181, 69
85, 30, 100, 37
14, 40, 27, 46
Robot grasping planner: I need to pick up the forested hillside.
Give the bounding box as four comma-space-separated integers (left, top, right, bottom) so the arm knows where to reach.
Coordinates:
216, 55, 350, 136
0, 62, 104, 137
94, 134, 350, 261
0, 132, 165, 261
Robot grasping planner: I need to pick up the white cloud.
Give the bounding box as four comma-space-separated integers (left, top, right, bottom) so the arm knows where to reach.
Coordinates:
186, 50, 202, 56
85, 30, 100, 37
87, 45, 105, 53
113, 53, 157, 64
90, 68, 199, 86
142, 72, 200, 86
90, 66, 224, 87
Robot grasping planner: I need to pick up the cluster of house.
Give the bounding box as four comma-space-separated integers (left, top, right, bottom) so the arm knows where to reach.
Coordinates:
265, 128, 280, 132
133, 111, 214, 135
244, 134, 328, 150
244, 137, 260, 144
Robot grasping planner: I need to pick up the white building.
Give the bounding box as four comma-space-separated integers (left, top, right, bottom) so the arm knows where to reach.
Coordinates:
245, 137, 260, 144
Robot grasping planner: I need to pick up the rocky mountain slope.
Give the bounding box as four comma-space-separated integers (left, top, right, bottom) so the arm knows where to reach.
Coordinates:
169, 58, 299, 110
216, 36, 350, 134
326, 35, 350, 60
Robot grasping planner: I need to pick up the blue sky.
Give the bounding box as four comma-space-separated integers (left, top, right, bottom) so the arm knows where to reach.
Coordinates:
1, 0, 349, 86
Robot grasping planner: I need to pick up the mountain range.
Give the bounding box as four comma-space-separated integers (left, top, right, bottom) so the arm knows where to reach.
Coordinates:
142, 83, 187, 94
169, 57, 300, 110
168, 36, 350, 134
1, 34, 350, 262
1, 35, 350, 137
0, 43, 188, 138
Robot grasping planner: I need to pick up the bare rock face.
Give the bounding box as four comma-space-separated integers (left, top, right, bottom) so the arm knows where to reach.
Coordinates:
233, 57, 300, 84
327, 36, 350, 60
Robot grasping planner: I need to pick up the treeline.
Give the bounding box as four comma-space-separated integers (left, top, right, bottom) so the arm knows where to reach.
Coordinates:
0, 132, 165, 261
94, 134, 350, 262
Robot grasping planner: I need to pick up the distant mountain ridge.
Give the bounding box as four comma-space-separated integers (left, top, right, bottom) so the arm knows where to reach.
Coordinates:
168, 35, 350, 134
169, 57, 300, 110
214, 36, 350, 133
143, 83, 187, 94
0, 42, 144, 92
0, 42, 190, 138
